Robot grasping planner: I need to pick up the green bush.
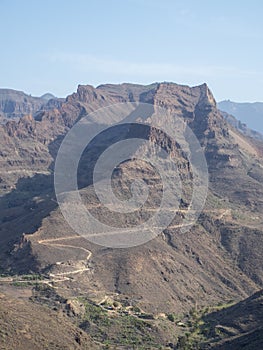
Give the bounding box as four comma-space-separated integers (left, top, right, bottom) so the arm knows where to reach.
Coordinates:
167, 313, 176, 322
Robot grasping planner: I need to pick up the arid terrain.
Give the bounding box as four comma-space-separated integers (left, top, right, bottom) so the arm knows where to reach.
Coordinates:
0, 82, 262, 349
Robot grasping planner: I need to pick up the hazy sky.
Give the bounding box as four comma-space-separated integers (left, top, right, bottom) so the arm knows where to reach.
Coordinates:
1, 0, 262, 101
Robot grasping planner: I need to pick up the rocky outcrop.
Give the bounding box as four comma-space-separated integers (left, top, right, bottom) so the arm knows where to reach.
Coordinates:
0, 88, 63, 120
0, 82, 263, 315
0, 89, 44, 119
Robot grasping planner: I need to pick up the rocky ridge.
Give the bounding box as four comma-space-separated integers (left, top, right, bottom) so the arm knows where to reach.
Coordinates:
0, 88, 63, 122
0, 82, 263, 349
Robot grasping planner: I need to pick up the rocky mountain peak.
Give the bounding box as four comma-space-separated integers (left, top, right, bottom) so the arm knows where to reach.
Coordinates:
0, 82, 262, 350
197, 82, 217, 107
66, 84, 102, 104
40, 93, 56, 101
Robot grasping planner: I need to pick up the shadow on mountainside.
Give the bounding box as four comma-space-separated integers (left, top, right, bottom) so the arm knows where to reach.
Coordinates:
0, 173, 57, 273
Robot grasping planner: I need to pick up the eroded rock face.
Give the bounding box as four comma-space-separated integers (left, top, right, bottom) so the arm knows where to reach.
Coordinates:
0, 89, 64, 120
0, 82, 263, 313
66, 299, 86, 317
0, 89, 45, 119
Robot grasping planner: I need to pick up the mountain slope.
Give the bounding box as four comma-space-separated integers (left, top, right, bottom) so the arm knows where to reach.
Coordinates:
204, 289, 263, 349
0, 290, 99, 349
0, 82, 262, 317
221, 110, 263, 141
0, 88, 63, 122
218, 100, 263, 134
0, 89, 45, 120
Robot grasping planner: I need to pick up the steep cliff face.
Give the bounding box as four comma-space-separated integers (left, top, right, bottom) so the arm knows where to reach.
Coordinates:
0, 88, 63, 121
0, 82, 262, 314
0, 89, 44, 119
1, 81, 262, 215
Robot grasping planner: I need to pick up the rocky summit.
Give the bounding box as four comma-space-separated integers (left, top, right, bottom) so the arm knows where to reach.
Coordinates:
0, 82, 262, 349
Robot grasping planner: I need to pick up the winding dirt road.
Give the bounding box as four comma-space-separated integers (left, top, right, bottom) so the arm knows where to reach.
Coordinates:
0, 208, 230, 285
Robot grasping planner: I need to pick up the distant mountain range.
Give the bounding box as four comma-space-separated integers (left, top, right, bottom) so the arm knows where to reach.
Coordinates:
0, 89, 64, 122
220, 110, 263, 141
40, 93, 56, 101
218, 100, 263, 135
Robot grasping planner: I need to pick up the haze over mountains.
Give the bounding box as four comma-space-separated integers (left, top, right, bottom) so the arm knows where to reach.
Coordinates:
0, 88, 63, 122
0, 82, 262, 349
218, 100, 263, 135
